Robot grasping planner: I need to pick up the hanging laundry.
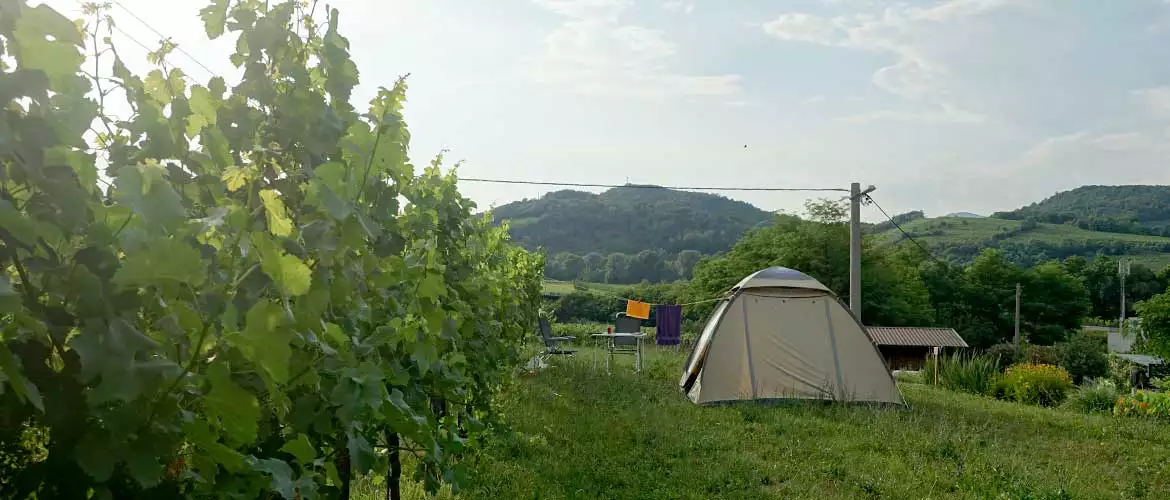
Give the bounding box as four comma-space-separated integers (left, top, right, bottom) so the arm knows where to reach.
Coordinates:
625, 299, 651, 320
655, 304, 682, 346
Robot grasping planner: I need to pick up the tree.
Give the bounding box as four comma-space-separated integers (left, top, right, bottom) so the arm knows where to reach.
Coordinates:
1021, 261, 1089, 344
604, 253, 632, 283
583, 252, 605, 282
630, 249, 670, 282
561, 253, 586, 281
959, 249, 1023, 347
1061, 333, 1108, 384
689, 210, 933, 328
1135, 292, 1170, 359
675, 249, 702, 280
0, 2, 544, 497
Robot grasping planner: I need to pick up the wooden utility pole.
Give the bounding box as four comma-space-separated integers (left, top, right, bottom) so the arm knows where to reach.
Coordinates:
1120, 259, 1129, 333
849, 183, 875, 321
1013, 282, 1021, 346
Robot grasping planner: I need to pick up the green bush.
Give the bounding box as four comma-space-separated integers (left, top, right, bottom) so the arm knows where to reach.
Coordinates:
1061, 381, 1120, 414
1022, 344, 1062, 366
554, 291, 622, 323
1115, 391, 1170, 420
997, 363, 1074, 407
1060, 333, 1108, 384
984, 343, 1020, 370
1108, 354, 1139, 391
925, 353, 1000, 396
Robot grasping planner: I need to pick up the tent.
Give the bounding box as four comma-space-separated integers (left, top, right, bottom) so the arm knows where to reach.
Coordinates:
679, 267, 903, 405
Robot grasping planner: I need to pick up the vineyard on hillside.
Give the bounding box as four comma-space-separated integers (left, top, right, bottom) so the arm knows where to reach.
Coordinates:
0, 1, 543, 498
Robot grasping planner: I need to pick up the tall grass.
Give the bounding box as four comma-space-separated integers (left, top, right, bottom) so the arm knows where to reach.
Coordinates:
924, 353, 1000, 396
1062, 381, 1121, 414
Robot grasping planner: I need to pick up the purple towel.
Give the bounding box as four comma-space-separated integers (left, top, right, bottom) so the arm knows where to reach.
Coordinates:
656, 304, 682, 346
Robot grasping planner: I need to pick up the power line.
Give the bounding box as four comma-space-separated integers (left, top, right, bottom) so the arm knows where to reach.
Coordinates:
865, 194, 947, 265
459, 177, 850, 193
108, 0, 220, 78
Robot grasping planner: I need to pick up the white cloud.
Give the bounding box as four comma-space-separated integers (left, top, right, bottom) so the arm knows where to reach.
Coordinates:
662, 0, 695, 14
762, 0, 1025, 121
762, 13, 845, 45
530, 0, 741, 98
1133, 86, 1170, 118
1019, 130, 1170, 176
532, 0, 630, 20
838, 104, 987, 124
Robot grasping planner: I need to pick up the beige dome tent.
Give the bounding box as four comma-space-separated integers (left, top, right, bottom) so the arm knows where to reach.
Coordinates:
679, 267, 903, 405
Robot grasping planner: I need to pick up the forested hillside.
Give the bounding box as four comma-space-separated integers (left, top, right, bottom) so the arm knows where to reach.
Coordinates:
994, 185, 1170, 236
492, 187, 773, 255
879, 216, 1170, 269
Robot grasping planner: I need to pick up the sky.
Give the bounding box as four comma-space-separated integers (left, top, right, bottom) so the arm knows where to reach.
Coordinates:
39, 0, 1170, 220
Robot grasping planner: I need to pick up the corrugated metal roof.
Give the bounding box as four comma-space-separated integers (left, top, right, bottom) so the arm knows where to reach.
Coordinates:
865, 327, 968, 348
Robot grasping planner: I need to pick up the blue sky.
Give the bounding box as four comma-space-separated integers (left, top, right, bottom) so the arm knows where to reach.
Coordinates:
43, 0, 1170, 219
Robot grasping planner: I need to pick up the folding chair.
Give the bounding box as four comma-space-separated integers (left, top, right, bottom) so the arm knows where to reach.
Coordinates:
606, 313, 643, 373
537, 318, 576, 364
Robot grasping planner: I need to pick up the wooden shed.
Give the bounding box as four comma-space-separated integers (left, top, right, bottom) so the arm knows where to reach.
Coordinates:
866, 327, 968, 371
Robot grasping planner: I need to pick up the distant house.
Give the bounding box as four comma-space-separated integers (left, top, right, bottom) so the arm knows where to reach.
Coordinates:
867, 327, 968, 371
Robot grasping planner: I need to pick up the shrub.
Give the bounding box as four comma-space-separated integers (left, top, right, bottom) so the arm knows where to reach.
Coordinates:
1061, 381, 1119, 414
984, 343, 1020, 370
1060, 333, 1108, 384
554, 291, 621, 323
1114, 391, 1170, 420
1108, 354, 1139, 391
997, 363, 1074, 406
926, 353, 1000, 396
1022, 344, 1062, 366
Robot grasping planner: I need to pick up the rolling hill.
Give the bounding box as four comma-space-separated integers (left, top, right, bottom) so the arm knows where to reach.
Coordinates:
994, 185, 1170, 237
879, 215, 1170, 269
491, 187, 773, 255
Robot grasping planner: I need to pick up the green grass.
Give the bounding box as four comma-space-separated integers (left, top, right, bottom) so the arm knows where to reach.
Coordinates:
425, 347, 1170, 499
541, 280, 632, 296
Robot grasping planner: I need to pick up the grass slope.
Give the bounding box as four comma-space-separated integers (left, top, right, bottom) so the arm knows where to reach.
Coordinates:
541, 280, 632, 297
433, 348, 1169, 499
881, 216, 1170, 268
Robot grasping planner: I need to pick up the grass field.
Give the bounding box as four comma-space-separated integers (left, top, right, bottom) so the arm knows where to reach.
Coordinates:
371, 346, 1170, 499
541, 280, 632, 296
880, 216, 1170, 267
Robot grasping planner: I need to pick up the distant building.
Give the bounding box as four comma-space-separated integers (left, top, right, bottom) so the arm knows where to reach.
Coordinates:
867, 327, 968, 371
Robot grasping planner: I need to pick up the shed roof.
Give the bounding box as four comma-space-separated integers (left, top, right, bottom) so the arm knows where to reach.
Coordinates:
1115, 353, 1163, 366
866, 327, 968, 348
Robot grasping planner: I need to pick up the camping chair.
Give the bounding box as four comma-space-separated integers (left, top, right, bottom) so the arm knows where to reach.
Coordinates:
537, 318, 576, 364
607, 313, 643, 374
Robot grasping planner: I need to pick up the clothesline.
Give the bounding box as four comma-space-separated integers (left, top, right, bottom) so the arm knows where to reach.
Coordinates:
545, 280, 729, 308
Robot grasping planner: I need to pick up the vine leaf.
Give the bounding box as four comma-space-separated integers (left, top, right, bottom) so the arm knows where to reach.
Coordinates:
250, 458, 296, 499
186, 85, 218, 137
253, 233, 312, 296
112, 165, 187, 231
199, 0, 230, 39
0, 343, 42, 411
241, 299, 293, 383
260, 189, 294, 237
221, 166, 255, 192
0, 199, 38, 246
69, 320, 159, 405
280, 433, 316, 463
204, 362, 260, 445
11, 4, 85, 88
113, 238, 207, 288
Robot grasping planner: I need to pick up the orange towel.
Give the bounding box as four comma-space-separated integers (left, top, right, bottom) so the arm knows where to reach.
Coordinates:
625, 300, 651, 320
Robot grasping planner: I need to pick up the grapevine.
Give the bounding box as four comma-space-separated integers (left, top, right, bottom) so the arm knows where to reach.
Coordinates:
0, 0, 544, 498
